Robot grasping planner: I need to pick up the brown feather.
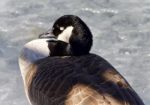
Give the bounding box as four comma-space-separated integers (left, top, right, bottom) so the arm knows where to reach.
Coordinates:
25, 54, 144, 105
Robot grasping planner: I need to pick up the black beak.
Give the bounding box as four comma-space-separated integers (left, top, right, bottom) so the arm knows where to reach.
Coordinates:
39, 30, 56, 39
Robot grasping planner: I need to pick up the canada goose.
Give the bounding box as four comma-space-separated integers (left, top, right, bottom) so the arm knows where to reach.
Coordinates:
39, 15, 92, 56
19, 15, 145, 105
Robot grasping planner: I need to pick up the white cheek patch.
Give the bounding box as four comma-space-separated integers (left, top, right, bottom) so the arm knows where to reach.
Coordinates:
57, 26, 74, 43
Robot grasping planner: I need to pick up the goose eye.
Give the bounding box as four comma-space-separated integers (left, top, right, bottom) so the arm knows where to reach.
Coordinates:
60, 27, 64, 31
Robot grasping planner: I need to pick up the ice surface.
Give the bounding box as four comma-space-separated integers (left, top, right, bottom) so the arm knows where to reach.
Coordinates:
0, 0, 150, 104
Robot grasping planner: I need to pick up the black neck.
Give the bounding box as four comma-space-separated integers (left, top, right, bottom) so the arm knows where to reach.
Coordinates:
48, 40, 71, 56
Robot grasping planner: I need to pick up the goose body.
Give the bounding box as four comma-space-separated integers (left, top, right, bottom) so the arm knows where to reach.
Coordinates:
19, 15, 145, 105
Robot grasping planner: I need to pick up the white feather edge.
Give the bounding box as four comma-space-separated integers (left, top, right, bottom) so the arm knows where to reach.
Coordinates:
18, 39, 50, 105
19, 39, 50, 80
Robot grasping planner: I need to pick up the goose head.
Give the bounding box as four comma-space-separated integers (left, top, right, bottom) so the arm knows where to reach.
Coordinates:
40, 15, 93, 56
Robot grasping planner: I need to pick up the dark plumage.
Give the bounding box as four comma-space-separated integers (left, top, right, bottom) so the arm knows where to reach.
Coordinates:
26, 54, 145, 105
40, 15, 93, 56
19, 15, 145, 105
